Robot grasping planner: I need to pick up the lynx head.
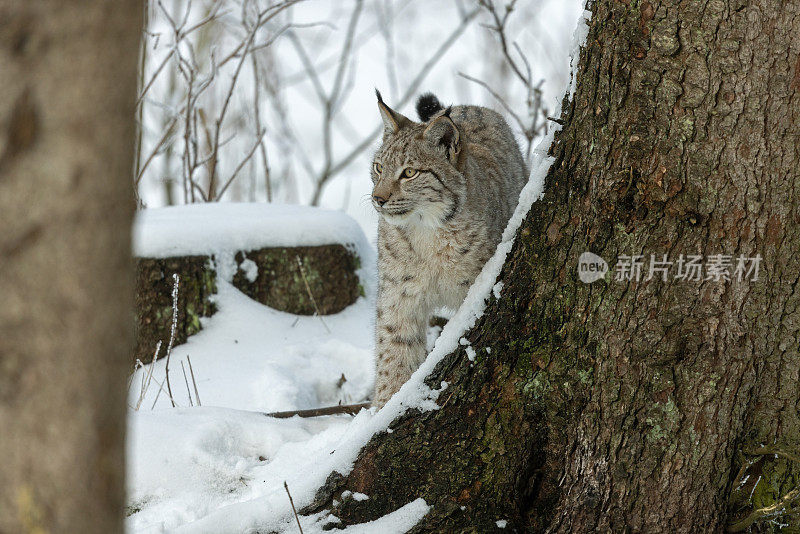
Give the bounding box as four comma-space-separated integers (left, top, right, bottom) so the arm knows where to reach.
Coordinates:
371, 90, 465, 228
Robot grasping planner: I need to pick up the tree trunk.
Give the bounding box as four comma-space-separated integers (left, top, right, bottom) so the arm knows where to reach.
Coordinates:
0, 1, 140, 532
304, 1, 800, 532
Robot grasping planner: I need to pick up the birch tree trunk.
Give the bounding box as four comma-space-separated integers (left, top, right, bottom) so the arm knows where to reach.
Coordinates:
305, 1, 800, 531
0, 1, 140, 531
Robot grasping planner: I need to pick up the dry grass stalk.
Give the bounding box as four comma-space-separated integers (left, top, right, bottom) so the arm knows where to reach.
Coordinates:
187, 355, 202, 406
181, 360, 194, 407
284, 481, 304, 534
295, 256, 331, 334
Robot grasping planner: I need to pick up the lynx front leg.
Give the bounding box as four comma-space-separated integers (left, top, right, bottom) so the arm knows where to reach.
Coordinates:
373, 289, 428, 408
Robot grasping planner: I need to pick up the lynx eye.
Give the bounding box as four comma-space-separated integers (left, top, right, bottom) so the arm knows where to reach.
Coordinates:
373, 162, 383, 174
401, 168, 419, 180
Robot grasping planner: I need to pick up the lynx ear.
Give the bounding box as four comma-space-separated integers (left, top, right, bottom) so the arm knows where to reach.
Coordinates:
423, 111, 460, 162
376, 89, 412, 134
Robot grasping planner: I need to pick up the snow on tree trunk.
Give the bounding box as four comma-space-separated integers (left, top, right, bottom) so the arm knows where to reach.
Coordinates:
302, 1, 800, 531
0, 2, 140, 532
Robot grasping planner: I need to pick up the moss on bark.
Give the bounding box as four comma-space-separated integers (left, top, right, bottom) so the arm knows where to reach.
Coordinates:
231, 244, 361, 316
134, 256, 217, 368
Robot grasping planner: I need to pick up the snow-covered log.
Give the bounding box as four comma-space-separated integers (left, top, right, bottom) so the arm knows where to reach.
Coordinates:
132, 204, 373, 366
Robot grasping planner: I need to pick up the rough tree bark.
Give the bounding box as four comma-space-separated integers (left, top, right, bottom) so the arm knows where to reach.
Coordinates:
0, 1, 140, 532
304, 1, 800, 532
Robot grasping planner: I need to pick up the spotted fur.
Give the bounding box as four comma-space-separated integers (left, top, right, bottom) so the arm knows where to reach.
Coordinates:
370, 92, 527, 406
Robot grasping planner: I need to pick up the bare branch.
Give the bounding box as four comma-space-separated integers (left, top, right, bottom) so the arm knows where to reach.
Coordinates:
135, 115, 179, 187
458, 72, 527, 133
285, 31, 328, 104
478, 0, 530, 87
468, 0, 550, 166
250, 49, 271, 201
216, 130, 265, 200
265, 402, 371, 418
206, 17, 260, 200
309, 6, 481, 205
376, 1, 399, 98
329, 0, 363, 111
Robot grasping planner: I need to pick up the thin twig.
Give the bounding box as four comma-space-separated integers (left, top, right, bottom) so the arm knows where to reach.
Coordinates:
206, 14, 260, 200
458, 72, 527, 132
187, 355, 201, 406
131, 359, 144, 402
470, 0, 548, 166
250, 49, 271, 202
216, 129, 265, 199
284, 481, 304, 534
150, 377, 177, 410
329, 0, 363, 112
295, 256, 331, 334
478, 0, 527, 85
133, 0, 151, 205
376, 0, 399, 98
135, 115, 179, 186
150, 374, 178, 410
137, 50, 171, 106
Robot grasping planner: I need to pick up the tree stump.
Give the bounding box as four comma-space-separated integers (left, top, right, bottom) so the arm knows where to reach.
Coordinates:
232, 245, 362, 316
134, 244, 364, 367
134, 256, 217, 367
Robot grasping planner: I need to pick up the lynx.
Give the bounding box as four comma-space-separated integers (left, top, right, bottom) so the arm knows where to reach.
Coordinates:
371, 91, 527, 407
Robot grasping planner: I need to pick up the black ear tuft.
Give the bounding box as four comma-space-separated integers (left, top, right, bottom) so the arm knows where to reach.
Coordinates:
416, 92, 444, 122
375, 88, 384, 104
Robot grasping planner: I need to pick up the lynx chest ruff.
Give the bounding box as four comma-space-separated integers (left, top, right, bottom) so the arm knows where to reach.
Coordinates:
378, 221, 488, 311
370, 91, 526, 407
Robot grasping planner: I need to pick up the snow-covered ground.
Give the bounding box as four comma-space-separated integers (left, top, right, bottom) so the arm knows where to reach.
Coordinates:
128, 204, 382, 532
127, 281, 378, 533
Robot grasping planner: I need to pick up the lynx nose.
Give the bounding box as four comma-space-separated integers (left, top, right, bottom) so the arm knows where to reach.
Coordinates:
373, 194, 388, 206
